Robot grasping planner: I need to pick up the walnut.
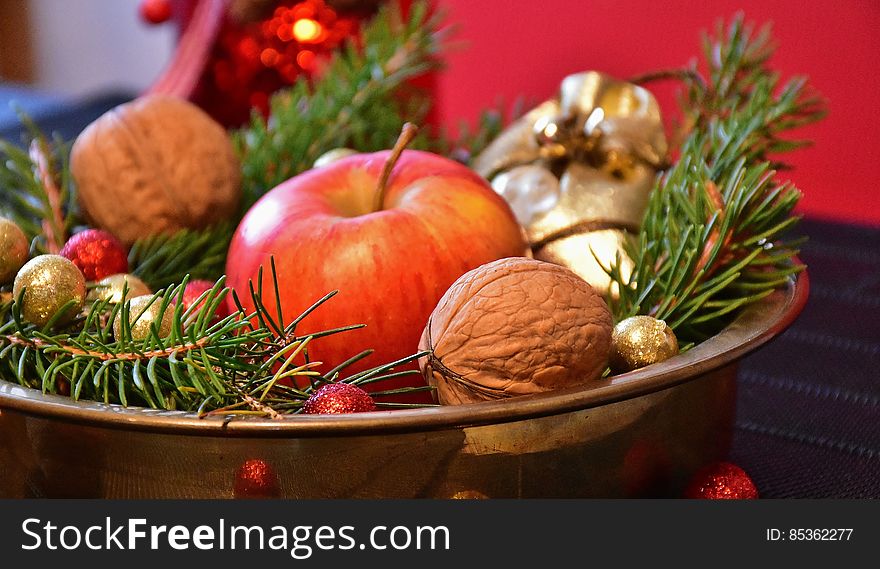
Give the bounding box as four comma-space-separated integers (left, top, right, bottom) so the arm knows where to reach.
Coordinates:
70, 95, 241, 245
418, 257, 612, 405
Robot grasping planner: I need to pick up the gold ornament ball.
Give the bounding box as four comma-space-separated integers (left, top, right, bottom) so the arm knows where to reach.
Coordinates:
313, 147, 358, 169
90, 273, 152, 304
0, 217, 30, 284
610, 315, 679, 373
113, 294, 174, 341
12, 255, 87, 327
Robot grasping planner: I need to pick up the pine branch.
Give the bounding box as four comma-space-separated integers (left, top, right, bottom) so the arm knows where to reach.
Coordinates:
0, 262, 433, 414
0, 116, 79, 254
610, 15, 827, 344
234, 0, 447, 208
684, 17, 826, 167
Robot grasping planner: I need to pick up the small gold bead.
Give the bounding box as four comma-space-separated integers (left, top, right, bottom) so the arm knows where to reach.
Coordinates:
610, 315, 679, 373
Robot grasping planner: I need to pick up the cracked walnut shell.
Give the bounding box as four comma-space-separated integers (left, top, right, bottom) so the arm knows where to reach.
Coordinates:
70, 95, 241, 245
418, 257, 612, 405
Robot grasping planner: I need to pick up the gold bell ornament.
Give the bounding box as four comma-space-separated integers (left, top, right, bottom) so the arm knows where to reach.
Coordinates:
472, 71, 668, 295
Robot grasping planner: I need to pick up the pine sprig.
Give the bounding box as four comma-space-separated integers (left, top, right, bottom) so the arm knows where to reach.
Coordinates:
610, 16, 826, 344
680, 17, 826, 167
234, 0, 447, 208
0, 264, 432, 415
0, 117, 78, 254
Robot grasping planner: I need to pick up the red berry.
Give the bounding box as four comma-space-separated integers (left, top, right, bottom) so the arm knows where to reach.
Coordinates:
303, 383, 376, 414
683, 461, 759, 499
60, 229, 129, 281
139, 0, 172, 25
181, 279, 229, 320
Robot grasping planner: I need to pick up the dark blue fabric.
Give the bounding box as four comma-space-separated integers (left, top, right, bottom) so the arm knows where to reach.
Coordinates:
0, 84, 68, 131
2, 92, 878, 498
732, 218, 880, 498
0, 88, 132, 143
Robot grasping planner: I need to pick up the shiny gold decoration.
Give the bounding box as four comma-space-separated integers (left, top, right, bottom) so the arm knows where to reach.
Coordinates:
0, 218, 30, 284
473, 71, 667, 295
12, 255, 87, 327
113, 294, 174, 341
89, 273, 152, 304
490, 164, 561, 226
610, 315, 679, 373
313, 147, 358, 169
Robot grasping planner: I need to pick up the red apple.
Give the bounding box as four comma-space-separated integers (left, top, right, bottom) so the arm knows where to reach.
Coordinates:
226, 126, 527, 402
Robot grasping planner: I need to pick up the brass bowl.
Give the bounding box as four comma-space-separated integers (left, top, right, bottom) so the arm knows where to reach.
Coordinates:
0, 271, 808, 498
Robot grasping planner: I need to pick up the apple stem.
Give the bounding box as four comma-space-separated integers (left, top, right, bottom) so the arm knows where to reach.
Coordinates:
373, 122, 419, 212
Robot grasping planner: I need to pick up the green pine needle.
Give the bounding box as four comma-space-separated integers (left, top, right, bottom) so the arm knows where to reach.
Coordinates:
128, 224, 234, 290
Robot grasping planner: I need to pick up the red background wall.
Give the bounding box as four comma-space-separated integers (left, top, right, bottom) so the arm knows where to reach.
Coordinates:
431, 0, 880, 226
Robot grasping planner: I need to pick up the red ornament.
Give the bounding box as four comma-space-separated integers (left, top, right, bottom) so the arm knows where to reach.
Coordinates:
683, 461, 759, 499
234, 459, 280, 498
60, 229, 129, 281
303, 383, 376, 414
139, 0, 173, 25
181, 279, 229, 320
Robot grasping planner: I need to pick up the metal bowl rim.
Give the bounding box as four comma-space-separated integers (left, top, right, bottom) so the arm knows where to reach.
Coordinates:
0, 268, 809, 437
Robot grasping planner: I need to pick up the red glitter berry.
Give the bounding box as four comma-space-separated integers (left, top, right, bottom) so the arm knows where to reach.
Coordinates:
60, 229, 129, 281
181, 279, 229, 320
233, 459, 280, 499
683, 461, 759, 499
303, 383, 377, 415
